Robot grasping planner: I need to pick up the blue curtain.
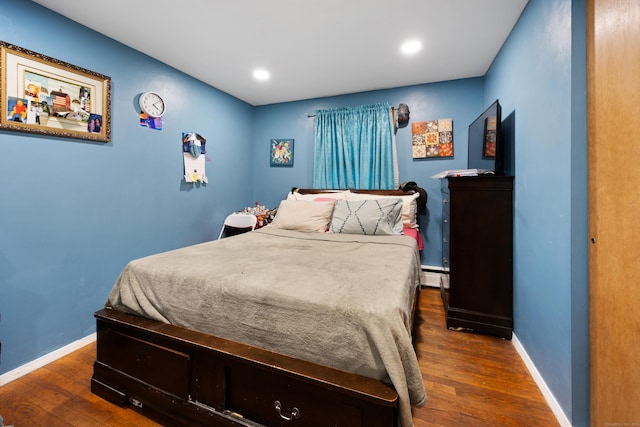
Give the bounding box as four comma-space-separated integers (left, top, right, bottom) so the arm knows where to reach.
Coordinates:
312, 103, 395, 189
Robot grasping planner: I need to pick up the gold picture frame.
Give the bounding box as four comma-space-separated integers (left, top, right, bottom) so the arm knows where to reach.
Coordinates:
0, 41, 111, 142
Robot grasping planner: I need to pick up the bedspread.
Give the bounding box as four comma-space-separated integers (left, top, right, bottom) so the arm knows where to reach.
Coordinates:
106, 227, 426, 427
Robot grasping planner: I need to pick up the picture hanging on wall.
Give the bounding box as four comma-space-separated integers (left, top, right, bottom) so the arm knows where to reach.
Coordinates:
411, 118, 453, 159
140, 112, 162, 130
0, 41, 111, 142
182, 132, 208, 183
270, 138, 294, 166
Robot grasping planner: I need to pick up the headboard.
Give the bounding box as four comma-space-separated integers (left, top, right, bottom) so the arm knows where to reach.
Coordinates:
294, 188, 412, 196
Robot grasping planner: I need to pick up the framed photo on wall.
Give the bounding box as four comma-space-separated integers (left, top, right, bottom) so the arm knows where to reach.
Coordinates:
0, 41, 111, 142
270, 138, 294, 166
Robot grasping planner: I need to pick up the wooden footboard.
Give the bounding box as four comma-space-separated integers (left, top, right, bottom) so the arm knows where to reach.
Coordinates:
91, 308, 399, 427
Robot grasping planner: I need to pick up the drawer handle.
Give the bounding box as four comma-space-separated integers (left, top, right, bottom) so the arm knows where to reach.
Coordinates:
274, 400, 300, 421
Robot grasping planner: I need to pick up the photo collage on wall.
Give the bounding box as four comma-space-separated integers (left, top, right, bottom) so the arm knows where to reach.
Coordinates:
411, 118, 453, 159
7, 71, 102, 134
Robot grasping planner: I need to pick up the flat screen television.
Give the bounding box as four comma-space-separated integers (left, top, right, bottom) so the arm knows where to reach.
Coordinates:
467, 99, 504, 174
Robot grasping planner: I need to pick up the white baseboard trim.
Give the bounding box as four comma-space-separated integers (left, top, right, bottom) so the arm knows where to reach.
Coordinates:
420, 265, 571, 426
512, 333, 572, 427
0, 333, 96, 387
420, 265, 447, 288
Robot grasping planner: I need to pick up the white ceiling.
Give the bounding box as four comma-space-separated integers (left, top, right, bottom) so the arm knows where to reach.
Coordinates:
33, 0, 528, 107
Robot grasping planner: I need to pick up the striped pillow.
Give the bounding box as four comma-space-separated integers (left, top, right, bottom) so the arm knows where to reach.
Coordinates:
330, 199, 403, 235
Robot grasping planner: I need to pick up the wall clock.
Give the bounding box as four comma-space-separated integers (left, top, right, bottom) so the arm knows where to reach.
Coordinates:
139, 91, 166, 117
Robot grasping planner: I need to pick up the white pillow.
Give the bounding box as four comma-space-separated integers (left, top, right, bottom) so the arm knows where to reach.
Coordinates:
330, 199, 403, 235
346, 192, 419, 229
286, 190, 348, 201
269, 200, 335, 232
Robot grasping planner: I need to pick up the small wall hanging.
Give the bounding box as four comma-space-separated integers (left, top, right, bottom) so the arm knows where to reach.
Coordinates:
412, 118, 453, 158
0, 41, 111, 142
139, 112, 162, 130
396, 103, 410, 129
182, 132, 208, 183
270, 138, 294, 166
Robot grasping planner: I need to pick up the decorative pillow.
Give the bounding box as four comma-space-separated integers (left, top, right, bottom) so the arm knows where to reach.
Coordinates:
346, 192, 420, 229
313, 197, 339, 204
269, 200, 335, 232
330, 199, 403, 235
286, 190, 348, 201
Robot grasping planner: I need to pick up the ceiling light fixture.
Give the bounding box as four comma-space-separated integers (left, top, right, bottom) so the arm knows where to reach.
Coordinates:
253, 69, 270, 80
401, 40, 422, 55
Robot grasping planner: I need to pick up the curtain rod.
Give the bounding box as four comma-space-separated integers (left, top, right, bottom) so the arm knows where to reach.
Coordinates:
305, 105, 402, 118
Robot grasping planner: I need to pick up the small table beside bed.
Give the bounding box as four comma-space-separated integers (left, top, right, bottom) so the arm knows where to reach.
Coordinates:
91, 187, 427, 427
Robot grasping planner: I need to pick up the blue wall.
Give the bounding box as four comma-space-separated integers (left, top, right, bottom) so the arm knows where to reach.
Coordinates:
484, 0, 588, 425
0, 2, 254, 374
251, 79, 484, 267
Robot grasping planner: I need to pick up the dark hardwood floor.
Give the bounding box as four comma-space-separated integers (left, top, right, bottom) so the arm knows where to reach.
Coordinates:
411, 288, 559, 426
0, 287, 559, 426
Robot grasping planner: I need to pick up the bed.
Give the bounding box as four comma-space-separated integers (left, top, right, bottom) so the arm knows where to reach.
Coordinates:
91, 188, 427, 427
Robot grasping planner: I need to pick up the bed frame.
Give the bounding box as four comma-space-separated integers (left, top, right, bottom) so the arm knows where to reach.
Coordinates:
91, 188, 421, 427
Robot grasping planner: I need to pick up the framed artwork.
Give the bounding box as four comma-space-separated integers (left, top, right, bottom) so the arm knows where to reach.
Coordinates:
270, 138, 294, 166
411, 118, 453, 159
0, 41, 111, 142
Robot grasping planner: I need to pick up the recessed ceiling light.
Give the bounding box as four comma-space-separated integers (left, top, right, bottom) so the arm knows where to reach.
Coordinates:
401, 40, 422, 55
253, 69, 270, 80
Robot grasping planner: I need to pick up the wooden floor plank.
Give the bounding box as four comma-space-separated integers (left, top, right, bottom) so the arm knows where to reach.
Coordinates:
0, 287, 558, 426
412, 289, 559, 427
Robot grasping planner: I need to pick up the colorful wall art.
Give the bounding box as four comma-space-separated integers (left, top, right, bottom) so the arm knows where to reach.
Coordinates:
411, 118, 453, 159
270, 138, 294, 166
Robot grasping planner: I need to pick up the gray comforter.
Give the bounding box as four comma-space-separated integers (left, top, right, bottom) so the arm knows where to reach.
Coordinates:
107, 226, 426, 427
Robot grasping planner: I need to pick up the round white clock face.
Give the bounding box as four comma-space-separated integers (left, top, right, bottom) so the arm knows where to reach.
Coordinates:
139, 92, 166, 117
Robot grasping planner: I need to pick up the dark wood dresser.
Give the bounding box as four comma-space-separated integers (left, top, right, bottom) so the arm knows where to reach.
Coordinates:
440, 175, 514, 339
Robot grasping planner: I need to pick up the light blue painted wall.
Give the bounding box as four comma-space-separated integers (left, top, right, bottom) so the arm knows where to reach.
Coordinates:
484, 0, 588, 425
0, 1, 254, 374
251, 79, 485, 267
569, 1, 589, 425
